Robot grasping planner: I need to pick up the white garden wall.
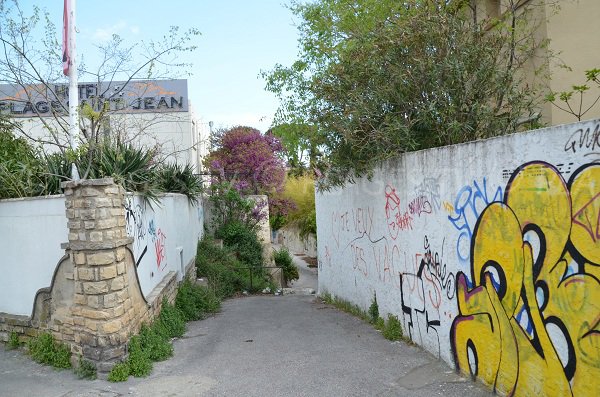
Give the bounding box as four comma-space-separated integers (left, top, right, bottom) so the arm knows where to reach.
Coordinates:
125, 193, 204, 296
0, 195, 68, 316
0, 192, 204, 316
316, 119, 600, 396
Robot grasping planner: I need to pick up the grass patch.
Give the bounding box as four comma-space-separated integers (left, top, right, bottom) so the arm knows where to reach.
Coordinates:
27, 333, 71, 369
321, 292, 407, 342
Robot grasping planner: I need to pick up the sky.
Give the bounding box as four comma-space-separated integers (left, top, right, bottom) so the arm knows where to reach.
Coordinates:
19, 0, 301, 132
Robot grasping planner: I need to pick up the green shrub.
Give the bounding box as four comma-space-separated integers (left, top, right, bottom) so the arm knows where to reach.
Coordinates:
374, 316, 385, 331
196, 237, 271, 296
7, 331, 21, 350
216, 221, 264, 269
138, 323, 173, 361
75, 357, 97, 380
282, 175, 317, 237
27, 333, 71, 369
273, 247, 299, 286
156, 163, 203, 203
108, 362, 130, 382
382, 314, 403, 341
175, 279, 221, 321
127, 335, 152, 377
368, 293, 379, 324
157, 299, 186, 338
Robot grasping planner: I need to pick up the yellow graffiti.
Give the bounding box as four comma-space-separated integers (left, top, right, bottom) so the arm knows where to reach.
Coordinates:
443, 201, 455, 214
451, 162, 600, 397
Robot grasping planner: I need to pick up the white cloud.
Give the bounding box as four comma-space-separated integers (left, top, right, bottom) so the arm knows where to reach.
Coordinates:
92, 21, 139, 43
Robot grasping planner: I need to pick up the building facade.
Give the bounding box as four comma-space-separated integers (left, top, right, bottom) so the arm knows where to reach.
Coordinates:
473, 0, 600, 126
0, 79, 209, 173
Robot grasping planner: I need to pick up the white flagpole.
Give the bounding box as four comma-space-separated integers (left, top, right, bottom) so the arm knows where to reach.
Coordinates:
67, 0, 80, 180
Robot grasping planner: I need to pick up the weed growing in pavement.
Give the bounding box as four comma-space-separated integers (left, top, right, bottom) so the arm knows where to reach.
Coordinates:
126, 335, 153, 377
158, 299, 186, 338
382, 314, 403, 341
108, 362, 130, 382
7, 331, 21, 350
27, 332, 71, 369
368, 293, 379, 324
138, 323, 173, 361
75, 357, 97, 380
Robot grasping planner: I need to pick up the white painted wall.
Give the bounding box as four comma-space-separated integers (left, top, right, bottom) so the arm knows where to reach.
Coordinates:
126, 193, 204, 296
0, 195, 68, 316
316, 119, 600, 395
0, 192, 204, 315
274, 225, 317, 257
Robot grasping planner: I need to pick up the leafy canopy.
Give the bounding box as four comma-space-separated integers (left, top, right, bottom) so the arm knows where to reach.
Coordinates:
263, 0, 547, 188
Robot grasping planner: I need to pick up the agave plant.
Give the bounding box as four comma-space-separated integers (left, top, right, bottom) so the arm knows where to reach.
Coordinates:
156, 162, 203, 204
86, 142, 160, 202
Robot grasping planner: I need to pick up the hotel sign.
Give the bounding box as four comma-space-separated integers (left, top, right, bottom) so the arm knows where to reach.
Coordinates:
0, 79, 188, 117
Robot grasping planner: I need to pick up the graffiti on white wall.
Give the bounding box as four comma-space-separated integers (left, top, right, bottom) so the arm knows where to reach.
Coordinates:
316, 120, 600, 396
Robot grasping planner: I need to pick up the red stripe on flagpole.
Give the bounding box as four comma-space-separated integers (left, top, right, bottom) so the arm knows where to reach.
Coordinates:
62, 0, 70, 76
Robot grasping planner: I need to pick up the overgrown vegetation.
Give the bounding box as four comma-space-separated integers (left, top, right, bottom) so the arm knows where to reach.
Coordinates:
175, 279, 221, 321
368, 293, 379, 325
321, 292, 406, 343
0, 131, 203, 201
274, 175, 316, 237
273, 247, 299, 286
264, 0, 553, 188
196, 236, 273, 296
27, 332, 71, 369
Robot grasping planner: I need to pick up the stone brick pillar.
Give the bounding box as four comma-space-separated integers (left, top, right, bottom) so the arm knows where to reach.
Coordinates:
62, 178, 134, 372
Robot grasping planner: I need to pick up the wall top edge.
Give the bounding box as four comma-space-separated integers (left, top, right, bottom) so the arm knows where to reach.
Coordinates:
61, 178, 115, 189
380, 118, 600, 166
0, 193, 65, 204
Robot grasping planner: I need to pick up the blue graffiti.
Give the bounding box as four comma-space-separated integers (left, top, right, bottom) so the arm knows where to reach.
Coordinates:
448, 178, 503, 285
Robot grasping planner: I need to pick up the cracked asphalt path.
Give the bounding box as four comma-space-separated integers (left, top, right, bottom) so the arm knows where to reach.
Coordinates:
0, 294, 491, 397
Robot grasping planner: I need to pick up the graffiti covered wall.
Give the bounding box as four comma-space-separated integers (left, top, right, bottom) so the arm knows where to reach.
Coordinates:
316, 119, 600, 396
125, 193, 204, 297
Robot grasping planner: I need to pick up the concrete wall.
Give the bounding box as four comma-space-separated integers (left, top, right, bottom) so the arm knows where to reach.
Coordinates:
124, 193, 204, 297
0, 195, 68, 315
316, 119, 600, 396
0, 192, 203, 316
274, 225, 317, 258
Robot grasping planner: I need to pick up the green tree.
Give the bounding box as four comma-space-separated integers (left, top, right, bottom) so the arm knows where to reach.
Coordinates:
267, 123, 324, 176
263, 0, 550, 188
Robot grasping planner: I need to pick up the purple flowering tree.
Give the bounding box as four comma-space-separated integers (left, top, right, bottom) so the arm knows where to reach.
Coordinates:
206, 126, 287, 195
